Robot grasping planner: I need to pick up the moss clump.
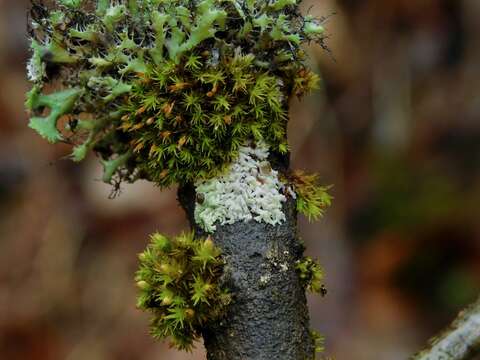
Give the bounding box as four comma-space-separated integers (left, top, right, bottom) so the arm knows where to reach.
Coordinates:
27, 0, 327, 187
135, 232, 230, 350
289, 170, 333, 221
310, 329, 325, 354
300, 260, 329, 359
308, 329, 333, 360
296, 256, 325, 295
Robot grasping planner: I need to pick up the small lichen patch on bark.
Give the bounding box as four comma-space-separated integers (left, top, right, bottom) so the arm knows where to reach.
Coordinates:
259, 274, 271, 286
194, 141, 287, 233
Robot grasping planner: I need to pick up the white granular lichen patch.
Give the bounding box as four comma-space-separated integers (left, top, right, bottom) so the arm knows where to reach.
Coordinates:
194, 141, 287, 233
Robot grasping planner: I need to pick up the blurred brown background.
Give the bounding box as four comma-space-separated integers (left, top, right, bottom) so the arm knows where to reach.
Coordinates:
1, 0, 479, 359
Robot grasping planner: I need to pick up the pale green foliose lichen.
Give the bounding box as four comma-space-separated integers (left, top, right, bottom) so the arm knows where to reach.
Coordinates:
194, 141, 287, 233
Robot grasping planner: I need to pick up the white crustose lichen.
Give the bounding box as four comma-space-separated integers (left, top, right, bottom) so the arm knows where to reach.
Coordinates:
194, 141, 287, 233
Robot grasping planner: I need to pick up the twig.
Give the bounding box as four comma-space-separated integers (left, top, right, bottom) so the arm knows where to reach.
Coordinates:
412, 296, 480, 360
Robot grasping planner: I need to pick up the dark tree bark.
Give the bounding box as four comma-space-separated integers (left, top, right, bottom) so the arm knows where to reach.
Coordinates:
179, 174, 316, 359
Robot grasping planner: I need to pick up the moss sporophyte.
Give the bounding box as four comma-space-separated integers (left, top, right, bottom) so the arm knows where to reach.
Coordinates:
27, 0, 331, 353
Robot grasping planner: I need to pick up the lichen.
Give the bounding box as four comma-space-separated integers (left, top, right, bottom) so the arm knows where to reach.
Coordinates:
26, 40, 45, 82
26, 0, 328, 187
259, 274, 272, 286
194, 141, 287, 233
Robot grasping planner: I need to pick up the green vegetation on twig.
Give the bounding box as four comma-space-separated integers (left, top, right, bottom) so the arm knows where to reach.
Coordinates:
296, 256, 326, 294
26, 0, 327, 187
290, 170, 333, 221
136, 232, 230, 350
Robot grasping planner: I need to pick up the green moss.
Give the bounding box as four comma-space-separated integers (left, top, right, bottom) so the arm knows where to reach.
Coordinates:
136, 232, 230, 350
290, 170, 333, 221
309, 329, 329, 359
114, 52, 292, 186
27, 0, 328, 186
296, 256, 325, 294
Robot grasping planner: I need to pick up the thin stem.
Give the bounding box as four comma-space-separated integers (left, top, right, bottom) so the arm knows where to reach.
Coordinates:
412, 296, 480, 360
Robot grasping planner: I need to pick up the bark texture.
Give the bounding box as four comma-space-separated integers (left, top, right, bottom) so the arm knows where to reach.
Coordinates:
412, 296, 480, 360
179, 177, 315, 359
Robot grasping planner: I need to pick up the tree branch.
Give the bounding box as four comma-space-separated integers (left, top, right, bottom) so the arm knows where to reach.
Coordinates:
178, 182, 316, 359
412, 296, 480, 360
